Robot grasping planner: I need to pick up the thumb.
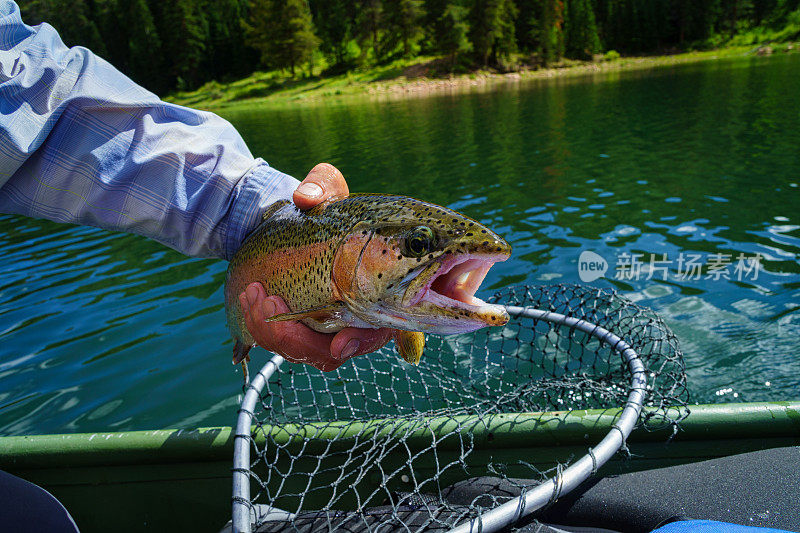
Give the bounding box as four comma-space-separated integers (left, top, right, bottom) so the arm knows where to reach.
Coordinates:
293, 163, 349, 210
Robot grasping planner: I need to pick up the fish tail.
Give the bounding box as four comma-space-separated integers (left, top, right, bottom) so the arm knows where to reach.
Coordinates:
232, 338, 252, 365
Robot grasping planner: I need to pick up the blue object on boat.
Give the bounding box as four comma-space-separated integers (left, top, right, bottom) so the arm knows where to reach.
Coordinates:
653, 520, 795, 533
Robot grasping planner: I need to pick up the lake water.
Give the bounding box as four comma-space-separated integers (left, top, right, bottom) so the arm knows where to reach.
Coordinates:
1, 53, 798, 436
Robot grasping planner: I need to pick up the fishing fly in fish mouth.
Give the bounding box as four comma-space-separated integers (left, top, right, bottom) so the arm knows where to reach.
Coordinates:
224, 190, 511, 380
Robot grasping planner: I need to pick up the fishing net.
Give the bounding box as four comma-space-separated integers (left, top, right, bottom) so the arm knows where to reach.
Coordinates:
230, 284, 689, 533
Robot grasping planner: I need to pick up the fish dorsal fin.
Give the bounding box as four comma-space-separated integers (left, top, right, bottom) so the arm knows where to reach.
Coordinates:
393, 330, 425, 365
261, 200, 291, 222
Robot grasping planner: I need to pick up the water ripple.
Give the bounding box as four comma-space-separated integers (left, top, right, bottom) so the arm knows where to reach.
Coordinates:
2, 54, 800, 435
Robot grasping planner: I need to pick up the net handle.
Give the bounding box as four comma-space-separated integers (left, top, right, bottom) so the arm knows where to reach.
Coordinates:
447, 305, 648, 533
232, 355, 285, 533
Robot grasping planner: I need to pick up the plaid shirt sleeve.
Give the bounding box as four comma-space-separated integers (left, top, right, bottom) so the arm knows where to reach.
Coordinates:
0, 1, 299, 260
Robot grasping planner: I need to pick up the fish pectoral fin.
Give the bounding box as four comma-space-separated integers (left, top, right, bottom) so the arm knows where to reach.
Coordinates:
263, 304, 345, 323
393, 330, 425, 365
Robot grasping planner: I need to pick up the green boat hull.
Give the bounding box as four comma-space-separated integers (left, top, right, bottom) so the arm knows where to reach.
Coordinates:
0, 402, 798, 532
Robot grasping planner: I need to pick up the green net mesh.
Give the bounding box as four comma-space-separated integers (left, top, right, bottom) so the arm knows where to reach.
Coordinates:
239, 284, 689, 532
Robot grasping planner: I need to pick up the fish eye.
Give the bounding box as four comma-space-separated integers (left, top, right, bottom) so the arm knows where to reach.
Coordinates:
402, 226, 435, 258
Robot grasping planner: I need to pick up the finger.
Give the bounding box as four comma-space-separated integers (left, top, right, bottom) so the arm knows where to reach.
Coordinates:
330, 327, 394, 362
239, 283, 379, 372
257, 296, 332, 358
293, 163, 349, 210
238, 292, 248, 317
239, 283, 265, 329
240, 283, 267, 342
252, 293, 352, 372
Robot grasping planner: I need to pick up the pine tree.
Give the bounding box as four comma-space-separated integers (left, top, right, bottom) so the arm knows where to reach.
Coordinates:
18, 0, 800, 94
244, 0, 320, 76
355, 0, 383, 63
674, 0, 722, 45
202, 0, 256, 85
151, 0, 208, 90
20, 0, 107, 55
382, 0, 426, 59
752, 0, 777, 25
540, 0, 564, 65
725, 0, 754, 35
424, 0, 450, 51
102, 0, 163, 90
637, 0, 670, 51
514, 0, 540, 53
436, 3, 471, 69
564, 0, 600, 59
310, 0, 354, 67
469, 0, 519, 67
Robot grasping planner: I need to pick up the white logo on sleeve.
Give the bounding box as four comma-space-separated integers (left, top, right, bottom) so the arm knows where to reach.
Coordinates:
578, 251, 608, 282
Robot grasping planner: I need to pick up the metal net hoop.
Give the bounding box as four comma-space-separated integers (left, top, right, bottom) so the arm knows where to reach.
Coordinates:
230, 284, 688, 533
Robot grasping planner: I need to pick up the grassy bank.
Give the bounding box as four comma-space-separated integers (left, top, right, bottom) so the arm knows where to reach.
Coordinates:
165, 43, 799, 111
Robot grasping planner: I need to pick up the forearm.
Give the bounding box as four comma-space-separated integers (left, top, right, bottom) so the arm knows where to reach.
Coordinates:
0, 0, 297, 259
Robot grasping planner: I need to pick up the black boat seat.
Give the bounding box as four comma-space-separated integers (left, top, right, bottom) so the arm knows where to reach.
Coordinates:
0, 469, 79, 533
533, 445, 800, 532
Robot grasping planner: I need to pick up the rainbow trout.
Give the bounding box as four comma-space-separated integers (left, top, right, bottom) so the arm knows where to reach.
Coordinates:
224, 194, 511, 367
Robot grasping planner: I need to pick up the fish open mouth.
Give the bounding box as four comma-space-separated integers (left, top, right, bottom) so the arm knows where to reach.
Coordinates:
411, 254, 508, 311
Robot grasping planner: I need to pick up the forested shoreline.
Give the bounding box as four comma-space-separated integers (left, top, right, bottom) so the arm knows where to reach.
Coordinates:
18, 0, 800, 96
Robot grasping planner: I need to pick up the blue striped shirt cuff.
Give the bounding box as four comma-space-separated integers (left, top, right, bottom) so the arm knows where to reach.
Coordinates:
225, 160, 299, 260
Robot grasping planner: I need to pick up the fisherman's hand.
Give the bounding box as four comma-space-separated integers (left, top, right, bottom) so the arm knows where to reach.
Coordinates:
238, 163, 393, 371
